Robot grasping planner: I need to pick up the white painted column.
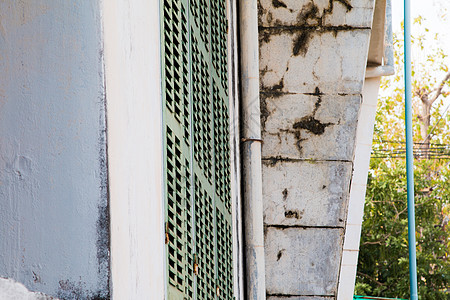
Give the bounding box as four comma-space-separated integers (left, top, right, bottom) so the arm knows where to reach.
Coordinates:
337, 77, 382, 300
102, 1, 165, 299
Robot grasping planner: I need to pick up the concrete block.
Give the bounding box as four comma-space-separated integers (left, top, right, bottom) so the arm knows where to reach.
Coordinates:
259, 0, 375, 28
265, 227, 344, 295
259, 29, 370, 94
262, 160, 352, 226
261, 93, 361, 161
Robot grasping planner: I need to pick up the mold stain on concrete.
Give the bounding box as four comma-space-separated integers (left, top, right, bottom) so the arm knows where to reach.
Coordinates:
259, 0, 357, 58
284, 210, 299, 219
272, 0, 287, 9
284, 209, 304, 219
293, 116, 332, 135
282, 188, 288, 201
335, 0, 353, 12
276, 249, 285, 261
271, 78, 284, 91
292, 92, 333, 136
57, 279, 110, 300
296, 2, 319, 26
96, 74, 110, 299
292, 30, 312, 56
293, 130, 306, 154
260, 94, 270, 132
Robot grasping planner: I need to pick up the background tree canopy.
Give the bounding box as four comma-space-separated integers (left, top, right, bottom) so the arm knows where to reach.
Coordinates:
355, 17, 450, 299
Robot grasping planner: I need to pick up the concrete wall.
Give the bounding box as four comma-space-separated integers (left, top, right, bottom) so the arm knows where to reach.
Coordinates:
258, 0, 375, 298
0, 1, 109, 298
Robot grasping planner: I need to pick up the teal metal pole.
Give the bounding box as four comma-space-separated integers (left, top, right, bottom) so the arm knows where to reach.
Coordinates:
403, 0, 418, 299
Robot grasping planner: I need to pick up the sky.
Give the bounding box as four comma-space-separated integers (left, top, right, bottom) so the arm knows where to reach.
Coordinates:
392, 0, 450, 65
387, 0, 450, 114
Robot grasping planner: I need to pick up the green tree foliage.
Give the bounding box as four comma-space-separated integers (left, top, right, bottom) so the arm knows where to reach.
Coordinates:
355, 17, 450, 299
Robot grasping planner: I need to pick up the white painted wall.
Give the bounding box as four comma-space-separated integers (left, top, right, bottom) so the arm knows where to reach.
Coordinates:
101, 1, 165, 299
0, 1, 109, 298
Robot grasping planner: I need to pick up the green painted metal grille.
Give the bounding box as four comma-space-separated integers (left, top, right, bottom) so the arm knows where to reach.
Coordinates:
161, 0, 234, 299
216, 209, 233, 299
165, 126, 194, 295
210, 0, 228, 92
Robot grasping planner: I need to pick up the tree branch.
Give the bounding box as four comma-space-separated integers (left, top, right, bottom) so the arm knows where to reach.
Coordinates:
430, 70, 450, 104
357, 271, 385, 287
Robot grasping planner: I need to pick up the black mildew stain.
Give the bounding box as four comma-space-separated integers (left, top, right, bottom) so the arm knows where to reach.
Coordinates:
259, 30, 272, 44
285, 210, 300, 219
292, 31, 312, 56
296, 2, 319, 26
96, 73, 110, 298
312, 87, 323, 96
282, 188, 288, 201
335, 0, 353, 12
293, 116, 333, 135
293, 130, 306, 154
272, 0, 287, 8
271, 78, 284, 91
313, 98, 322, 115
277, 249, 285, 261
260, 95, 271, 132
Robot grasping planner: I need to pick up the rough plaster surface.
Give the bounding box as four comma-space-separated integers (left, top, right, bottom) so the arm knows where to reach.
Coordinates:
262, 160, 351, 227
265, 227, 344, 296
261, 93, 361, 161
0, 1, 109, 298
259, 0, 375, 298
0, 277, 55, 300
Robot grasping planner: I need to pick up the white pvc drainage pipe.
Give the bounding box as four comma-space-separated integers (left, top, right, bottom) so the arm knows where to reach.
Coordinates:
238, 0, 267, 299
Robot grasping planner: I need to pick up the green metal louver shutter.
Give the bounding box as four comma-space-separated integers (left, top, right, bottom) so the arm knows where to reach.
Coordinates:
161, 0, 233, 299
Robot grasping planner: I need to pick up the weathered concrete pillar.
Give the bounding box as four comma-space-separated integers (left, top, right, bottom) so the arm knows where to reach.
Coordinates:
258, 0, 375, 298
0, 2, 109, 298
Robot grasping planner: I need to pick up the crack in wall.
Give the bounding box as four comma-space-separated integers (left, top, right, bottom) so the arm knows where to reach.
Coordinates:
262, 156, 352, 167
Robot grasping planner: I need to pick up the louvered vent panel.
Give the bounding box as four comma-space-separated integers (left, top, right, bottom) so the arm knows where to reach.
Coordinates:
166, 127, 192, 293
216, 209, 233, 299
210, 0, 228, 92
191, 0, 209, 46
194, 176, 216, 298
192, 35, 213, 185
162, 0, 234, 298
163, 0, 191, 142
213, 85, 232, 214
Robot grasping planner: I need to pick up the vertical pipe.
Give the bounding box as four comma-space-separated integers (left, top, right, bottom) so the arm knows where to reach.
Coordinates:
403, 0, 419, 299
238, 0, 267, 299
